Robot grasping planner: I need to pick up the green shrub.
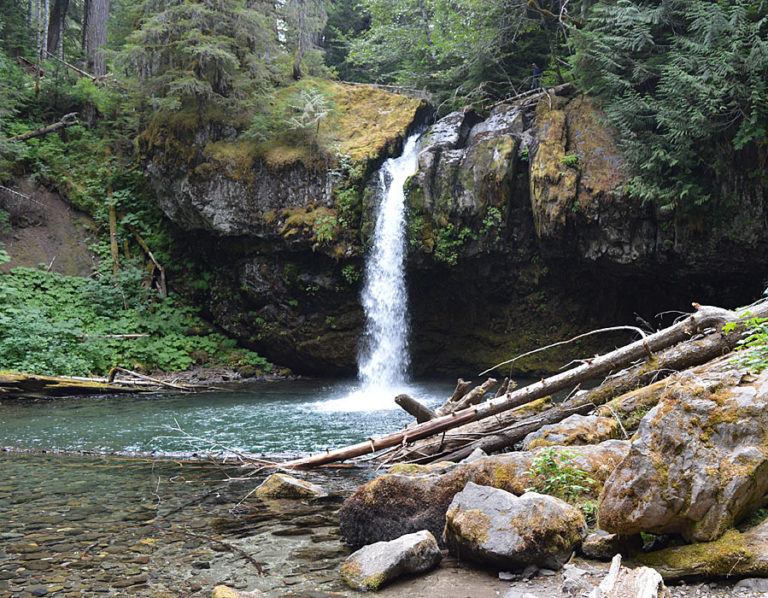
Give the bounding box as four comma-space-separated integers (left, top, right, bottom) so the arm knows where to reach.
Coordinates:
526, 447, 596, 503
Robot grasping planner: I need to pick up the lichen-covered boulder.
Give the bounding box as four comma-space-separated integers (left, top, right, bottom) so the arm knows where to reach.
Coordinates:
339, 530, 442, 591
521, 414, 619, 450
340, 442, 628, 549
638, 517, 768, 581
598, 369, 768, 541
443, 483, 587, 570
253, 473, 325, 499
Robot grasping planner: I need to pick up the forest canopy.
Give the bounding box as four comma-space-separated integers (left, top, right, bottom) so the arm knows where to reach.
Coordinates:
1, 0, 767, 207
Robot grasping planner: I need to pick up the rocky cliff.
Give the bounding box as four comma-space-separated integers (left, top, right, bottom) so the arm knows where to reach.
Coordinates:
141, 83, 768, 376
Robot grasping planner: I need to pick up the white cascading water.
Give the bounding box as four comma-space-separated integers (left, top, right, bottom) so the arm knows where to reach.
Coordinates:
318, 132, 422, 412
358, 133, 421, 390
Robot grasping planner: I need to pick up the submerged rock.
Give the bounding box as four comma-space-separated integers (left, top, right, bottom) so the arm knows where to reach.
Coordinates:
598, 369, 768, 541
521, 414, 619, 450
339, 530, 442, 591
253, 473, 326, 499
443, 483, 587, 570
340, 442, 628, 549
211, 586, 263, 598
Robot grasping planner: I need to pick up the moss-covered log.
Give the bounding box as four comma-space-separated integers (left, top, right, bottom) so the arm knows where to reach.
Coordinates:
0, 371, 152, 398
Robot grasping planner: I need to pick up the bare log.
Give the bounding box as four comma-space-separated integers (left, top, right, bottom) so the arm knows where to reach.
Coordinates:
395, 394, 436, 423
282, 303, 755, 468
422, 325, 752, 463
6, 112, 78, 142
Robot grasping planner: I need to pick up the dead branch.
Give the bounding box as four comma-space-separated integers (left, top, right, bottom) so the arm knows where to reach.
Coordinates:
6, 113, 78, 142
130, 227, 168, 297
479, 325, 650, 376
107, 366, 189, 390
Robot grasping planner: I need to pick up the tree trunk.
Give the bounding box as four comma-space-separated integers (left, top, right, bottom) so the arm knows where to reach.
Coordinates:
82, 0, 109, 77
47, 0, 69, 59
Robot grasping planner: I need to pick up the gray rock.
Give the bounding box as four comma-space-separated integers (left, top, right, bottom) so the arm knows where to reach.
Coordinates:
498, 570, 518, 581
562, 564, 591, 596
443, 483, 587, 570
339, 530, 442, 591
521, 414, 618, 450
459, 447, 488, 464
599, 370, 768, 541
502, 591, 540, 598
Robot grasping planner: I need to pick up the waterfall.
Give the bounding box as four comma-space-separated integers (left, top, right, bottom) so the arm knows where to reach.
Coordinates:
358, 133, 421, 391
316, 133, 421, 412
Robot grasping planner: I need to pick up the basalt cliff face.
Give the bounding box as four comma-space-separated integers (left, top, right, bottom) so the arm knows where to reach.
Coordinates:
141, 83, 768, 376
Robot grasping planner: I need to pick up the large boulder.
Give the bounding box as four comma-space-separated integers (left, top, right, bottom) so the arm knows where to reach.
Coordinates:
339, 530, 442, 591
443, 483, 587, 570
598, 369, 768, 541
521, 414, 619, 450
340, 442, 628, 549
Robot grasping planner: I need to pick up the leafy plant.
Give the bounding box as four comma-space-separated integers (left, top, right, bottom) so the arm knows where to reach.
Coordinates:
434, 223, 476, 265
724, 314, 768, 372
526, 447, 596, 503
314, 214, 338, 243
341, 264, 361, 284
561, 154, 579, 168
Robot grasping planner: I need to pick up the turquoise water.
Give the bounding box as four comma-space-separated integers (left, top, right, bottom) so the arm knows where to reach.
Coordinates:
0, 378, 455, 456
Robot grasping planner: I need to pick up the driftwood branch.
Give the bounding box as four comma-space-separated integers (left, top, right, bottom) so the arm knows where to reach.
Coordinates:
6, 113, 78, 142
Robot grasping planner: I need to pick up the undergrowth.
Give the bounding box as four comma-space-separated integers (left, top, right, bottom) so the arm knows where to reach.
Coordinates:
723, 314, 768, 373
0, 267, 272, 376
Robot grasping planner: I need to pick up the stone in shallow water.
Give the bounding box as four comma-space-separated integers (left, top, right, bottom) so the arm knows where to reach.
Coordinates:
340, 530, 442, 591
253, 473, 326, 499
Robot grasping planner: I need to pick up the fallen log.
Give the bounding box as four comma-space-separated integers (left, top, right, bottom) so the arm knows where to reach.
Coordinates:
0, 371, 152, 398
282, 303, 757, 468
6, 113, 79, 143
395, 394, 436, 422
420, 324, 755, 463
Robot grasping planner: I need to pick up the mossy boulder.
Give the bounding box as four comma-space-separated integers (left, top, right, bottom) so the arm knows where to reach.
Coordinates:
637, 518, 768, 581
339, 442, 628, 549
253, 473, 326, 499
521, 414, 620, 450
339, 530, 442, 591
598, 369, 768, 542
443, 483, 587, 570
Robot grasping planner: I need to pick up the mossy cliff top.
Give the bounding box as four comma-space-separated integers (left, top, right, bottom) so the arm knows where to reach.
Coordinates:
137, 79, 428, 176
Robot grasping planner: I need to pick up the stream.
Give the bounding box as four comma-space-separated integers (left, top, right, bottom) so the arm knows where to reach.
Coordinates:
0, 379, 455, 597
